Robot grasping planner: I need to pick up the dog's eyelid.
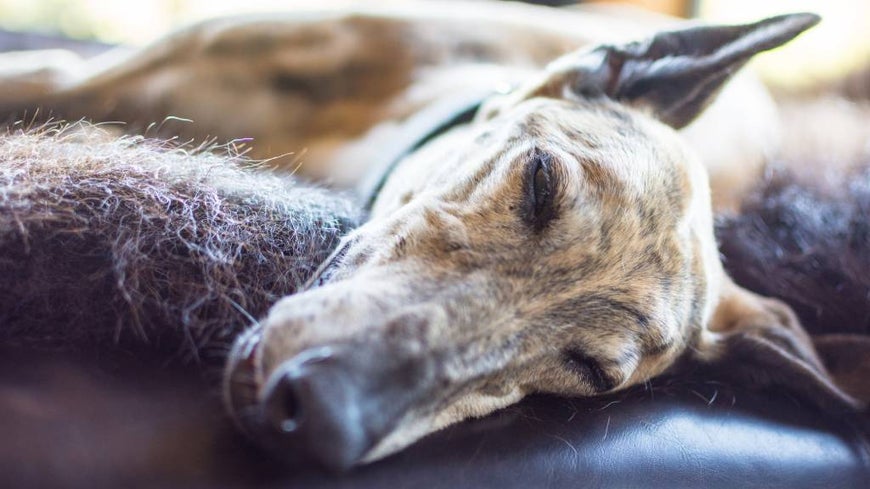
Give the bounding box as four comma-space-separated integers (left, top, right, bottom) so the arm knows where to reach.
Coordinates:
522, 149, 558, 231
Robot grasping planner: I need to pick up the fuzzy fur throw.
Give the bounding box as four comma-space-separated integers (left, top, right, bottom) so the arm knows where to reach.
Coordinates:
716, 161, 869, 337
0, 126, 360, 363
717, 159, 870, 402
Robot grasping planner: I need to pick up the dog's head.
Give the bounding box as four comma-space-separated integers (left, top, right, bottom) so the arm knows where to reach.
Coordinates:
225, 13, 859, 470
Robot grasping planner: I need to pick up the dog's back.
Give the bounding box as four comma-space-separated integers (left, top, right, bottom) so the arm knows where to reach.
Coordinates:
0, 1, 780, 209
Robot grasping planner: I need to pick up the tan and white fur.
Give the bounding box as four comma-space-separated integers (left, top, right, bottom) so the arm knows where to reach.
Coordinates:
0, 1, 860, 471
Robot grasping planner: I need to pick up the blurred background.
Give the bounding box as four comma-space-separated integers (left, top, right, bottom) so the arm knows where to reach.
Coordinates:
0, 0, 867, 88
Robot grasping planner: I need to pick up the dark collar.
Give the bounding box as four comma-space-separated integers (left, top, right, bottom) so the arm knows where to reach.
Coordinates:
359, 93, 487, 211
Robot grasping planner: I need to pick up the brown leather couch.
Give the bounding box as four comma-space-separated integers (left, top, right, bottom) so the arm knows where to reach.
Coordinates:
1, 346, 867, 489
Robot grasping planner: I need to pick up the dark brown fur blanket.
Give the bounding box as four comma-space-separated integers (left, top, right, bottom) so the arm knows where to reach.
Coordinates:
717, 159, 870, 402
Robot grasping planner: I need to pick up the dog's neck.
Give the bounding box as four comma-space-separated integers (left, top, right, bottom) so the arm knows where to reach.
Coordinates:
358, 91, 490, 211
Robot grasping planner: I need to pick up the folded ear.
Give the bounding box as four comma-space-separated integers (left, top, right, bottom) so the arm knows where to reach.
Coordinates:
687, 282, 864, 413
501, 13, 819, 128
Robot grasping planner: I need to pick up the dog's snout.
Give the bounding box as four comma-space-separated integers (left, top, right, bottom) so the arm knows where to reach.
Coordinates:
258, 347, 374, 471
237, 335, 439, 471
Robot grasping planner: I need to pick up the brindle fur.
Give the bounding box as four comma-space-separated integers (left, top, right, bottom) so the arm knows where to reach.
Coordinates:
0, 1, 862, 470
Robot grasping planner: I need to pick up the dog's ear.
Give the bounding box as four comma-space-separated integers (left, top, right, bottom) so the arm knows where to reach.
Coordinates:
485, 13, 819, 128
685, 282, 864, 413
568, 12, 819, 128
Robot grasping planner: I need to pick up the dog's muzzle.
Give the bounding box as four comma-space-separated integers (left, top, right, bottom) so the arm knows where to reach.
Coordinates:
224, 326, 437, 471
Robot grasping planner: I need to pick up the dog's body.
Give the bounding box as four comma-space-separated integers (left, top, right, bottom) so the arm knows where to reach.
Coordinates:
1, 1, 865, 471
0, 1, 779, 210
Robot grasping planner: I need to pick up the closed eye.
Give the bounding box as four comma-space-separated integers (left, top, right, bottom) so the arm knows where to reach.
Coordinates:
563, 350, 615, 393
522, 150, 557, 232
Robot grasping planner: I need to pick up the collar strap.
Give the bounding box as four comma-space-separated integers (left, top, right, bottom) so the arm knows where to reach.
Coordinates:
360, 92, 488, 211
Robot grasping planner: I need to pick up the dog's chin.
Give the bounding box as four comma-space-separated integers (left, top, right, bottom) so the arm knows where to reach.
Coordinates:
363, 384, 527, 463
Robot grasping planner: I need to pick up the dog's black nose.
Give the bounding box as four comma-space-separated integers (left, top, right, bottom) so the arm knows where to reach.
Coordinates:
254, 342, 434, 471
259, 347, 375, 471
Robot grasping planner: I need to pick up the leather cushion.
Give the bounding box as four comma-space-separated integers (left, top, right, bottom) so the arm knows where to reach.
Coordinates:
2, 347, 866, 489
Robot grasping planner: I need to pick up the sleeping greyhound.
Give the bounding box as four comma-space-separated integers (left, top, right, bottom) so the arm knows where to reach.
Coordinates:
0, 1, 862, 471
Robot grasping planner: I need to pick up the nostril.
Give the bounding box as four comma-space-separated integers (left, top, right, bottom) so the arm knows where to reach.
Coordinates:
259, 346, 334, 436
262, 373, 303, 434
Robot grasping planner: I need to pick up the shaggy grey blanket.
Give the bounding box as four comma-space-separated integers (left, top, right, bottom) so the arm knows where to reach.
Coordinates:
0, 126, 360, 363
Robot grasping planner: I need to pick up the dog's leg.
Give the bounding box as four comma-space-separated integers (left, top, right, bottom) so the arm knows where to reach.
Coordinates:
689, 279, 864, 413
